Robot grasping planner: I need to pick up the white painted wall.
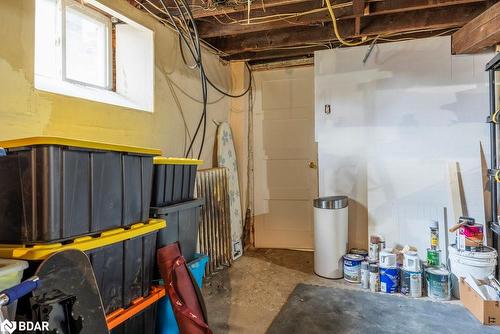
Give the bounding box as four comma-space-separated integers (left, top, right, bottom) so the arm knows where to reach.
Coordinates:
315, 36, 493, 258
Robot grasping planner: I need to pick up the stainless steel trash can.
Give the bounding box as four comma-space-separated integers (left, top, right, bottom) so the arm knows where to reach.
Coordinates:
313, 196, 349, 279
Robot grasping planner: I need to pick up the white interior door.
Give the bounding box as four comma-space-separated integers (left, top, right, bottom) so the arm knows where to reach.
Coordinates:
253, 67, 317, 250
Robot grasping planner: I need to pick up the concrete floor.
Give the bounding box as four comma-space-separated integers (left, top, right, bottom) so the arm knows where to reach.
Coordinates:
203, 248, 463, 334
203, 249, 380, 334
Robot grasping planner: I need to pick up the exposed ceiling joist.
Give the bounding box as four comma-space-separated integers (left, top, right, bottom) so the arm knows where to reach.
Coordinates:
196, 0, 487, 38
224, 27, 469, 61
452, 1, 500, 54
132, 0, 496, 63
228, 45, 327, 61
155, 0, 314, 18
210, 2, 488, 55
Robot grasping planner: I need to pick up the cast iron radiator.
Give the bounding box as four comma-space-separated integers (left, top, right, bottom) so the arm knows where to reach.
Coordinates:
196, 167, 233, 274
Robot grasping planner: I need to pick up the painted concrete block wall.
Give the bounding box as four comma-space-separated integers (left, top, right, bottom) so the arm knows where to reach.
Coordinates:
0, 0, 231, 167
315, 36, 493, 256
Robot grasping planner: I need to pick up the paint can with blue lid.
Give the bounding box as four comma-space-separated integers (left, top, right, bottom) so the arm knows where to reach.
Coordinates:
343, 254, 364, 283
380, 266, 399, 293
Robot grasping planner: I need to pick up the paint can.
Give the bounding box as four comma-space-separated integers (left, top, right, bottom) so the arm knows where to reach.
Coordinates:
350, 248, 368, 258
457, 223, 484, 252
343, 254, 364, 283
369, 243, 380, 262
426, 267, 451, 301
380, 266, 399, 293
379, 237, 386, 252
403, 251, 421, 272
400, 268, 422, 297
430, 220, 439, 250
379, 249, 397, 268
369, 235, 383, 261
426, 248, 441, 267
361, 261, 370, 289
369, 263, 380, 292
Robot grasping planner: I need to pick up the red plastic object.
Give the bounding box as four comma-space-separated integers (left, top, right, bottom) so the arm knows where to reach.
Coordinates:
157, 242, 212, 334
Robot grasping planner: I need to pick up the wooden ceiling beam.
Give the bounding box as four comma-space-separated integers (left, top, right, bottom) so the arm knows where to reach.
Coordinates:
197, 0, 487, 38
452, 1, 500, 54
197, 6, 348, 38
352, 0, 366, 35
192, 0, 485, 19
147, 0, 318, 19
364, 0, 486, 17
228, 27, 463, 62
211, 3, 487, 54
228, 45, 328, 61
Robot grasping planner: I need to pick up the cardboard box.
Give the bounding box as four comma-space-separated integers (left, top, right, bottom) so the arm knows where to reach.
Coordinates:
460, 278, 500, 325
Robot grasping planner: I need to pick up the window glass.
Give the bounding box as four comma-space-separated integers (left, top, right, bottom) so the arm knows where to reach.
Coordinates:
65, 5, 110, 88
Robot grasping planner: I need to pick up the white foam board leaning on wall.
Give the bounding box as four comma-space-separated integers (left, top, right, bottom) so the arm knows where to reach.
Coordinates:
314, 36, 493, 258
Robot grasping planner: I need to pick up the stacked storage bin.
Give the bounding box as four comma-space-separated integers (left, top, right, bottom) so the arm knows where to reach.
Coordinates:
107, 286, 165, 334
149, 157, 209, 333
107, 253, 209, 334
0, 137, 165, 333
150, 157, 204, 262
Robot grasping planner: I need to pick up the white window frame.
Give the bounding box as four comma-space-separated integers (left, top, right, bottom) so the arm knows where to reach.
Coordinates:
35, 0, 155, 112
61, 0, 113, 90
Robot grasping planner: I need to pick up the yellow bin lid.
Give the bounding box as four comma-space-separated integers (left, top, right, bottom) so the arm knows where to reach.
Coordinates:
154, 157, 203, 165
0, 219, 166, 261
0, 137, 162, 156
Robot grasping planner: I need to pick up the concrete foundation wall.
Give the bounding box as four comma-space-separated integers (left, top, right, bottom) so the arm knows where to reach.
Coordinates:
0, 0, 232, 166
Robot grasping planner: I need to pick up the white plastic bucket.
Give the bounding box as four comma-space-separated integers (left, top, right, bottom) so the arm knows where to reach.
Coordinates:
448, 245, 497, 298
0, 258, 28, 320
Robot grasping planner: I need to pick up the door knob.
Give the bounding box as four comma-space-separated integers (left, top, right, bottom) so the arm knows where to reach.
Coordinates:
308, 161, 317, 169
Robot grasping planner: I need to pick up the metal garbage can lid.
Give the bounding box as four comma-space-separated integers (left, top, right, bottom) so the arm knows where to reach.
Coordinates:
313, 196, 348, 209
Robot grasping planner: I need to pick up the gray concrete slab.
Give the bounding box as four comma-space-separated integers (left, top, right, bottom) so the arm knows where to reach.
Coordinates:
267, 283, 500, 334
203, 249, 494, 334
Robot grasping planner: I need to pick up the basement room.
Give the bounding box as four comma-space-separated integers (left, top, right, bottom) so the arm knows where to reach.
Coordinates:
1, 0, 500, 333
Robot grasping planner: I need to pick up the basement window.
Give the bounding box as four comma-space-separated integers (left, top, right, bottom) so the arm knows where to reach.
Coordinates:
35, 0, 154, 112
64, 2, 112, 89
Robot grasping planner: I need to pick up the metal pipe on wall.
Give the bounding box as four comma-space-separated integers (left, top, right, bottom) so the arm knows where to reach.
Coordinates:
486, 53, 500, 278
489, 69, 497, 226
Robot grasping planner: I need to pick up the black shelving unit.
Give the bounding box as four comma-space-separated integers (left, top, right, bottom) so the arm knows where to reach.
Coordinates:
486, 52, 500, 277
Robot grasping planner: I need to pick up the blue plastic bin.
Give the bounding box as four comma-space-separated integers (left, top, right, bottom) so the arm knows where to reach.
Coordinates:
156, 254, 209, 334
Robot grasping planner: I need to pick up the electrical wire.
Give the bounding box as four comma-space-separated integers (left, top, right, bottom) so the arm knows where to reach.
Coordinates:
215, 2, 352, 26
158, 0, 206, 159
204, 63, 252, 98
137, 0, 230, 57
325, 0, 371, 46
154, 0, 251, 159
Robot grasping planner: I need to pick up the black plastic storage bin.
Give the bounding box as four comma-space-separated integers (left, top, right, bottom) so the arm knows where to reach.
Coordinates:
2, 219, 166, 316
0, 137, 161, 244
151, 198, 203, 263
110, 301, 157, 334
151, 157, 203, 207
88, 231, 157, 314
108, 287, 163, 334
